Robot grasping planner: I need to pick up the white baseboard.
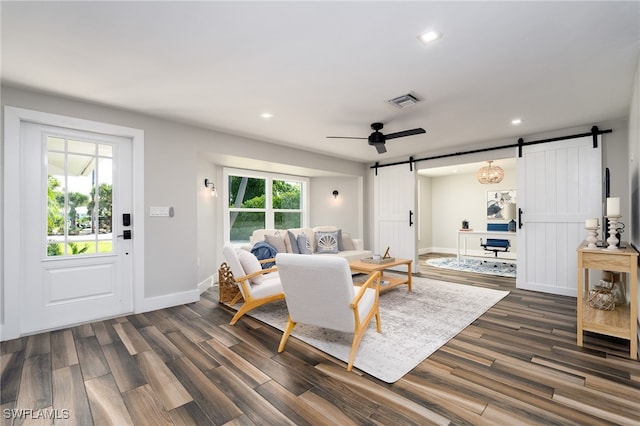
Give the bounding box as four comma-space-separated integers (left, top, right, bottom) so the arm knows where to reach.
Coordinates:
198, 275, 214, 294
136, 288, 200, 314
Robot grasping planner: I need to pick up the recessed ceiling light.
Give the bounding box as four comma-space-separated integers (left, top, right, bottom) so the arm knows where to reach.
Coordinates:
417, 30, 442, 45
511, 118, 523, 125
261, 113, 273, 119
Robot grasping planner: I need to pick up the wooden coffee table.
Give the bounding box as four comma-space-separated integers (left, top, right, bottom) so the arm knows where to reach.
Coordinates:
349, 258, 412, 293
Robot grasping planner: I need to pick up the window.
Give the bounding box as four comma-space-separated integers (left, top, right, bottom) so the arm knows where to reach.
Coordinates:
46, 135, 114, 256
225, 168, 308, 243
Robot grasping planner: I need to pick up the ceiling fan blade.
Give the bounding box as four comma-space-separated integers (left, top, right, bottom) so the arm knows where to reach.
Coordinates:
326, 136, 368, 140
384, 128, 426, 140
374, 143, 387, 154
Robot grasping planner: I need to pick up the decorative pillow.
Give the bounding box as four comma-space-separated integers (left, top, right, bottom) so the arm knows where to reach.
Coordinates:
337, 229, 344, 251
297, 233, 314, 255
287, 231, 300, 254
264, 234, 286, 253
315, 231, 339, 254
237, 249, 264, 284
341, 232, 355, 250
278, 230, 293, 253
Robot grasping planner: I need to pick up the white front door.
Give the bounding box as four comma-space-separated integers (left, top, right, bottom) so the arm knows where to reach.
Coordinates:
516, 136, 602, 296
374, 165, 417, 269
19, 122, 134, 334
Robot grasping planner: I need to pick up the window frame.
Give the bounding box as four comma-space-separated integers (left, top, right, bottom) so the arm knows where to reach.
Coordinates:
223, 167, 309, 244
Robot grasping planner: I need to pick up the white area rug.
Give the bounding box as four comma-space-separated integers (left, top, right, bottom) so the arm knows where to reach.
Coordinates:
426, 257, 516, 278
245, 276, 509, 383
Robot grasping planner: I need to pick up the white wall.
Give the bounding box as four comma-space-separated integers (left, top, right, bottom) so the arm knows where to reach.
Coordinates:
309, 176, 364, 238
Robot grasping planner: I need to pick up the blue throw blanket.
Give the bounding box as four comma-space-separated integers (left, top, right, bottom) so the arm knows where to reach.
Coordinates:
251, 241, 278, 268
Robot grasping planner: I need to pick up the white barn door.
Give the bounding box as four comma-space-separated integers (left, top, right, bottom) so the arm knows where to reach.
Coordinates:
516, 136, 602, 296
374, 165, 417, 269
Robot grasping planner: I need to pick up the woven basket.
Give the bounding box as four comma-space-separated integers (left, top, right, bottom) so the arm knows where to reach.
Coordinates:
588, 286, 615, 311
218, 262, 242, 305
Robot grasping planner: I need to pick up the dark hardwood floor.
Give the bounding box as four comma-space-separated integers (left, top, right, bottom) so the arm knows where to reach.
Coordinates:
2, 253, 639, 425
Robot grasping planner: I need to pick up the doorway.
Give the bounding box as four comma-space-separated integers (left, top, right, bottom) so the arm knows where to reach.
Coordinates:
2, 107, 144, 340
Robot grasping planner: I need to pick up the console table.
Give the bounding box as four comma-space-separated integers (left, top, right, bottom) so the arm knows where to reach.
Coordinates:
576, 241, 638, 359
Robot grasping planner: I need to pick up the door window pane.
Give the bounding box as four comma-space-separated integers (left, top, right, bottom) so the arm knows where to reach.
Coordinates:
46, 137, 114, 257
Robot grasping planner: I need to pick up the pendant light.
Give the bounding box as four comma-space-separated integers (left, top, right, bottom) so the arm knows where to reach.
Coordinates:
477, 160, 504, 184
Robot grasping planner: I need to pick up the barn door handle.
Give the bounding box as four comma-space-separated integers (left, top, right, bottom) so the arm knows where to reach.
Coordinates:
518, 208, 523, 229
409, 210, 414, 227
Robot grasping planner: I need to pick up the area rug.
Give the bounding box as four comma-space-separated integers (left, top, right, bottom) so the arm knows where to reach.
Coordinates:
244, 276, 509, 383
426, 257, 516, 278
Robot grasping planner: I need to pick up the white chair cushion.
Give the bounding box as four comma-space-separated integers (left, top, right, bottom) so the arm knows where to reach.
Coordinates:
250, 274, 283, 298
237, 249, 265, 285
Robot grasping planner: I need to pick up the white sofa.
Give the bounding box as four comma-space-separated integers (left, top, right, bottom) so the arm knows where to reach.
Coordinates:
244, 226, 372, 262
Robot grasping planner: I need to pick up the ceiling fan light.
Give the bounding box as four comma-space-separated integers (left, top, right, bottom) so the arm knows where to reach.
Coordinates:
477, 160, 504, 184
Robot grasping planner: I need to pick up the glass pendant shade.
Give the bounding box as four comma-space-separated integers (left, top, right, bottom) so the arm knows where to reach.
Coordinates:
477, 160, 504, 184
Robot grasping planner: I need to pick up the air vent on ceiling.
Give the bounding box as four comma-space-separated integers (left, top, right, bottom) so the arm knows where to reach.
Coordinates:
387, 93, 420, 109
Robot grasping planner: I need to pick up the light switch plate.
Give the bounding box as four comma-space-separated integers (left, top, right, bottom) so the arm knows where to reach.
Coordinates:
150, 206, 170, 217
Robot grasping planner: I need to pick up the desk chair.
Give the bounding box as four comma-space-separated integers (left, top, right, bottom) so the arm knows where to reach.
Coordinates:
480, 223, 511, 259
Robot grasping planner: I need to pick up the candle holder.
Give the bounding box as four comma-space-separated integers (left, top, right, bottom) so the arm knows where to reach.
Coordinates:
606, 215, 622, 250
585, 226, 599, 248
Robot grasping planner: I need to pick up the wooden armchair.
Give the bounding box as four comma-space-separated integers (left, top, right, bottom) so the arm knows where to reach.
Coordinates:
275, 253, 382, 371
222, 244, 285, 325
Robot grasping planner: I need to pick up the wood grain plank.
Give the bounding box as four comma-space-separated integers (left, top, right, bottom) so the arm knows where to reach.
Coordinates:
166, 357, 241, 424
112, 321, 152, 355
0, 337, 26, 355
205, 365, 296, 425
85, 374, 133, 425
0, 351, 25, 404
24, 333, 50, 358
75, 337, 110, 381
15, 354, 52, 411
166, 331, 219, 372
136, 350, 192, 410
166, 401, 214, 426
200, 338, 270, 388
51, 365, 92, 426
101, 341, 146, 393
91, 320, 121, 346
51, 330, 78, 370
137, 326, 184, 363
122, 384, 174, 426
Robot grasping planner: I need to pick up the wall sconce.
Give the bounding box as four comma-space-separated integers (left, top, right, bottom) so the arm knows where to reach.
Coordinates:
332, 190, 339, 199
204, 178, 218, 198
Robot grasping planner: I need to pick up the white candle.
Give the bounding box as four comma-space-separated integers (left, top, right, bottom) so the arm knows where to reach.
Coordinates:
585, 218, 598, 228
606, 197, 620, 216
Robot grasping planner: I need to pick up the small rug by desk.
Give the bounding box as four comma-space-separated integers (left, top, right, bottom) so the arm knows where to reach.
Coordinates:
426, 257, 516, 278
245, 276, 509, 383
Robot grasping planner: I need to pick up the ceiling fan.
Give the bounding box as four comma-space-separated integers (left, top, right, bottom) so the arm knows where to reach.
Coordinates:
327, 122, 426, 154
